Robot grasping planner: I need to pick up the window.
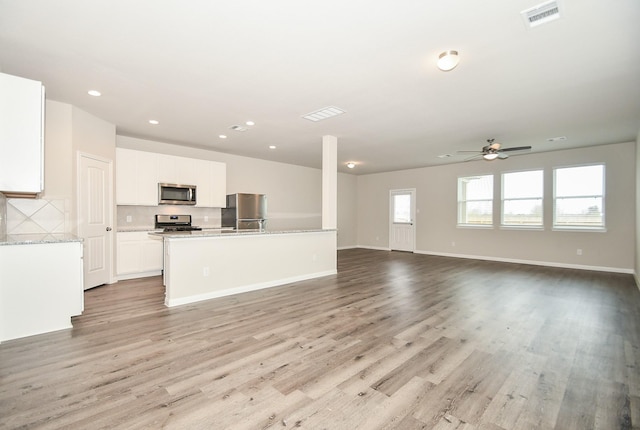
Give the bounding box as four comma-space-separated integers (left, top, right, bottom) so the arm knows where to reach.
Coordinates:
458, 175, 493, 226
502, 170, 543, 227
392, 192, 412, 223
554, 164, 605, 229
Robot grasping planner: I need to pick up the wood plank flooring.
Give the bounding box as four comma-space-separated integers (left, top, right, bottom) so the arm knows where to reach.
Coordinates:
1, 249, 639, 429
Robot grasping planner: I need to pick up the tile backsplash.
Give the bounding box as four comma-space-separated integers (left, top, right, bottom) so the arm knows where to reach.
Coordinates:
7, 198, 69, 234
117, 205, 222, 230
0, 193, 6, 236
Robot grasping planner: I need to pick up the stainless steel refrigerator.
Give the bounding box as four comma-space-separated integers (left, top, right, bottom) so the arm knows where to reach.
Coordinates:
221, 193, 267, 230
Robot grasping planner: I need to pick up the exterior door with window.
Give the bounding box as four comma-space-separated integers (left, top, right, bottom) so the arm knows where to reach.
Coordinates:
389, 189, 415, 252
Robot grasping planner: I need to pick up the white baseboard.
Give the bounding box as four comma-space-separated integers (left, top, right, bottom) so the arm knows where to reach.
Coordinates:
355, 245, 391, 252
117, 270, 162, 281
414, 249, 634, 274
166, 270, 337, 307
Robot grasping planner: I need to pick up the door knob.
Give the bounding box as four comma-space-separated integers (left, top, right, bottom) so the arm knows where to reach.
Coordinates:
106, 227, 112, 231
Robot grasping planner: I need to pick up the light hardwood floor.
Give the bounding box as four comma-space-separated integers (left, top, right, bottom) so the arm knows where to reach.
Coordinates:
1, 249, 639, 429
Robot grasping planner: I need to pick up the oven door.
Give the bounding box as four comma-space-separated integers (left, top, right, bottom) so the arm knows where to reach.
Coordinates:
158, 183, 197, 205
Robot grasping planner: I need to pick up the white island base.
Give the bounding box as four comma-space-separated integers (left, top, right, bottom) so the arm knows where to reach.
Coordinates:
160, 229, 337, 307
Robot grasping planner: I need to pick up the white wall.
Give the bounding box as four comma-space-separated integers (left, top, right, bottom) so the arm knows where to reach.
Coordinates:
337, 172, 357, 249
357, 141, 636, 272
636, 130, 640, 285
42, 100, 73, 200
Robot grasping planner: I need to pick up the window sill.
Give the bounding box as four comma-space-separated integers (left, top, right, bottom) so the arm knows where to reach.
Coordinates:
552, 226, 607, 233
500, 225, 544, 231
456, 224, 494, 229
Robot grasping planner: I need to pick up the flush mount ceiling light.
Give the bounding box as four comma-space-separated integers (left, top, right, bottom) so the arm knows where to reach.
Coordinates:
87, 90, 101, 97
302, 106, 345, 122
437, 50, 459, 71
346, 162, 356, 169
269, 145, 276, 149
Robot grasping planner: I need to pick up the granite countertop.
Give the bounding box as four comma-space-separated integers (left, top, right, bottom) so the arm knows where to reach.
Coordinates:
0, 233, 83, 246
117, 227, 163, 233
149, 228, 335, 239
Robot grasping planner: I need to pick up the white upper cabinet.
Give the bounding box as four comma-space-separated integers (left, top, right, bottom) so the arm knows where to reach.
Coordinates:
210, 160, 226, 207
116, 148, 226, 207
0, 73, 44, 194
116, 148, 158, 205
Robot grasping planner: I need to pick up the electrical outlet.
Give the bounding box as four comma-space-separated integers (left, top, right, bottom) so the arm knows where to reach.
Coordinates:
204, 216, 209, 222
203, 267, 210, 277
126, 215, 132, 223
577, 249, 582, 256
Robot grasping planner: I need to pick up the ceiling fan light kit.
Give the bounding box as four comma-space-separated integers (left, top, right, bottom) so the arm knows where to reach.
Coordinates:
437, 50, 459, 71
458, 139, 532, 162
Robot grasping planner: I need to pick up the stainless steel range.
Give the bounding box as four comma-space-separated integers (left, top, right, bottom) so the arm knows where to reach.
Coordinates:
155, 214, 202, 232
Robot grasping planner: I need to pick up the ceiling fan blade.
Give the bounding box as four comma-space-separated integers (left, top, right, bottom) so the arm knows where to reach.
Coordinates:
464, 154, 483, 162
499, 146, 532, 152
457, 150, 482, 153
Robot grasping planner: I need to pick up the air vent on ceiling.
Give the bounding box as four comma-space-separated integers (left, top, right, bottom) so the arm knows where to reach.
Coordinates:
302, 106, 345, 122
521, 0, 561, 28
230, 125, 248, 132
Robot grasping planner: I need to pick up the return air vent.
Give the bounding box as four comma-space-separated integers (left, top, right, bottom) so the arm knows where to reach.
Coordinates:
521, 0, 561, 28
302, 106, 345, 122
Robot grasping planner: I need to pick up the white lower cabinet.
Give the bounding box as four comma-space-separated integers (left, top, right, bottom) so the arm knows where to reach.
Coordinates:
0, 241, 83, 343
117, 232, 163, 279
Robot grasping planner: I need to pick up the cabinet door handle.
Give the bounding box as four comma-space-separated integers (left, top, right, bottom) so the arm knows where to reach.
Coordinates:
106, 227, 112, 231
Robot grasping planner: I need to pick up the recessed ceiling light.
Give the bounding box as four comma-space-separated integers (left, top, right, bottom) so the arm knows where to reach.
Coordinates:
88, 90, 101, 97
219, 134, 227, 139
437, 51, 459, 71
148, 119, 159, 125
269, 145, 276, 149
246, 121, 255, 126
546, 136, 567, 142
346, 162, 356, 169
302, 106, 345, 122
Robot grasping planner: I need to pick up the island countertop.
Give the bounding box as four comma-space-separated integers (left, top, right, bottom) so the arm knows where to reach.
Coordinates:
149, 228, 335, 239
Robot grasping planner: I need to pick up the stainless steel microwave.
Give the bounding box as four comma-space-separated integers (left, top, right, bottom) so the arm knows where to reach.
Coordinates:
158, 183, 197, 205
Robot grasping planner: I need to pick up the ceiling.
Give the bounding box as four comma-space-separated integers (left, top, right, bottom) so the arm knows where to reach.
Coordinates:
1, 0, 639, 175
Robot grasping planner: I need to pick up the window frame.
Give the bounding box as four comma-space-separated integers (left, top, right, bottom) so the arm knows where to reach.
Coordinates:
500, 169, 544, 229
552, 163, 606, 231
457, 174, 494, 228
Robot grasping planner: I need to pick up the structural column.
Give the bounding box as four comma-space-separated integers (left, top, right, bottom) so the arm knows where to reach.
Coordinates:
322, 135, 337, 230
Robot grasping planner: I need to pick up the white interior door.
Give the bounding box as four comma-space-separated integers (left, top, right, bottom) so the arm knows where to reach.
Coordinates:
78, 153, 113, 289
389, 189, 416, 252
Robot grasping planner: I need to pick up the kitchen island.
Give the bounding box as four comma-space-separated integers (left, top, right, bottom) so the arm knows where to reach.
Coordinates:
150, 229, 337, 307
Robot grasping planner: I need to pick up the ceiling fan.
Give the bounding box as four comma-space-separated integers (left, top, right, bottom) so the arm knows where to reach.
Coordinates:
458, 139, 532, 161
